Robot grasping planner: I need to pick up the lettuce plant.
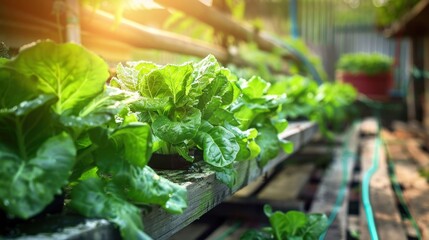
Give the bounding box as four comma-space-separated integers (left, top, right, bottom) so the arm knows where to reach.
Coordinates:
241, 205, 328, 240
268, 75, 357, 138
0, 41, 187, 239
231, 76, 293, 167
111, 55, 260, 187
268, 75, 318, 120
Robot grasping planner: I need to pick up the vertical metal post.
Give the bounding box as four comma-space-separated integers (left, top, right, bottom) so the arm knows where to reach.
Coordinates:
66, 0, 81, 43
289, 0, 299, 39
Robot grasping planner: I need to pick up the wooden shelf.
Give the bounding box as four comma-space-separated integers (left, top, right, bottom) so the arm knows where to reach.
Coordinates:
13, 121, 317, 240
383, 0, 429, 37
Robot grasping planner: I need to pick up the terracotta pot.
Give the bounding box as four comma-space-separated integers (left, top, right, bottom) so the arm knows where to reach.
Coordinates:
338, 71, 392, 98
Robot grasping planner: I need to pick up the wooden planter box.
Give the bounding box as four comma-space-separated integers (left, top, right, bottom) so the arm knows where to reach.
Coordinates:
338, 71, 392, 99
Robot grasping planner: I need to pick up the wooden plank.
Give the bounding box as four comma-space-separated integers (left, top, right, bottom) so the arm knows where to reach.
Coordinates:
406, 139, 429, 167
360, 117, 378, 135
360, 138, 407, 240
389, 148, 429, 239
299, 145, 334, 156
257, 164, 315, 201
12, 122, 317, 240
309, 123, 360, 240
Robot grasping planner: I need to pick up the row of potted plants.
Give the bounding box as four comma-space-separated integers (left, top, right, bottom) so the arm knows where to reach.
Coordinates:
0, 40, 357, 239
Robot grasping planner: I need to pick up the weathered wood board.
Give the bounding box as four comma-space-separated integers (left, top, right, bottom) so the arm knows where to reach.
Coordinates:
257, 164, 315, 201
383, 127, 429, 239
309, 122, 360, 240
360, 137, 407, 240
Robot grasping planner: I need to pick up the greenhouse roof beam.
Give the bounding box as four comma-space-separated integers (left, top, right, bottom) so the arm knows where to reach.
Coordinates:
80, 7, 231, 62
154, 0, 298, 62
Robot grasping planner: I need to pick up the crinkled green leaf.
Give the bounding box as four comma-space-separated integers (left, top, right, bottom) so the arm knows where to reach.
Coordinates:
303, 214, 328, 240
92, 123, 152, 169
280, 140, 294, 154
268, 210, 307, 239
152, 108, 201, 144
133, 61, 160, 77
139, 63, 193, 104
0, 67, 39, 109
197, 74, 229, 109
244, 95, 287, 111
224, 123, 256, 140
70, 178, 151, 240
61, 87, 138, 128
248, 140, 261, 160
125, 166, 188, 214
193, 55, 220, 81
8, 41, 109, 114
261, 205, 328, 240
208, 108, 239, 126
219, 68, 240, 103
235, 140, 251, 161
131, 97, 170, 111
0, 132, 75, 218
0, 95, 58, 162
240, 76, 270, 99
240, 229, 271, 240
224, 124, 260, 161
112, 123, 152, 167
115, 106, 140, 126
175, 145, 194, 162
202, 96, 222, 120
190, 55, 220, 98
194, 123, 239, 168
158, 63, 193, 104
211, 164, 237, 188
273, 118, 288, 133
255, 123, 280, 167
0, 94, 56, 117
111, 61, 159, 92
282, 211, 307, 236
263, 204, 274, 217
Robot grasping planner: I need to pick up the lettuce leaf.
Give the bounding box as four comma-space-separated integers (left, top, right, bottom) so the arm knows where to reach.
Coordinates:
8, 41, 109, 115
71, 178, 152, 240
0, 132, 75, 218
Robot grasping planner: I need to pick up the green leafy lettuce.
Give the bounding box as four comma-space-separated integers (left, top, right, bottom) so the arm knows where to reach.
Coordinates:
231, 76, 292, 167
112, 55, 258, 187
268, 75, 357, 139
0, 41, 187, 240
241, 204, 328, 240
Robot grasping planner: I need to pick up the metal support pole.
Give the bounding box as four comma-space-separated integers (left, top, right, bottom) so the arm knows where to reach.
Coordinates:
289, 0, 299, 39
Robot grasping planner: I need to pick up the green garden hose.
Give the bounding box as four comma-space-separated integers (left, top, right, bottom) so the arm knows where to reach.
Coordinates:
361, 133, 380, 240
319, 122, 358, 240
